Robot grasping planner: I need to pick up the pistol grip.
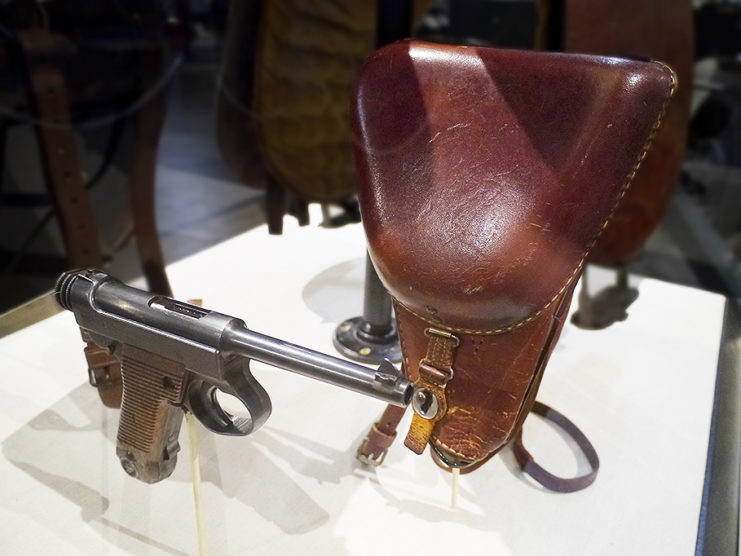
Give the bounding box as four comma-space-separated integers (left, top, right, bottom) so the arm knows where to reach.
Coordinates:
117, 345, 188, 483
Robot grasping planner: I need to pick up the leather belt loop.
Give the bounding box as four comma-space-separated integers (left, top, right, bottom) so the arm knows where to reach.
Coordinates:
404, 327, 459, 454
423, 327, 459, 368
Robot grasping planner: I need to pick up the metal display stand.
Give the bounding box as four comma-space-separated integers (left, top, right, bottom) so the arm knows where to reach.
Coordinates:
333, 253, 401, 363
571, 265, 639, 330
332, 0, 413, 364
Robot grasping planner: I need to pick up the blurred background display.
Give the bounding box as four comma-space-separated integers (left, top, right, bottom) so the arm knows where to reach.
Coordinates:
0, 0, 739, 313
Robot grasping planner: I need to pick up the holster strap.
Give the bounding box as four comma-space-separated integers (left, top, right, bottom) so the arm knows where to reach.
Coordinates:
512, 401, 599, 493
404, 328, 458, 454
356, 404, 407, 466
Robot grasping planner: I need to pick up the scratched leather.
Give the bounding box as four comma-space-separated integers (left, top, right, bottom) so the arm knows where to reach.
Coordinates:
354, 41, 675, 332
353, 41, 675, 465
563, 0, 694, 264
397, 299, 569, 463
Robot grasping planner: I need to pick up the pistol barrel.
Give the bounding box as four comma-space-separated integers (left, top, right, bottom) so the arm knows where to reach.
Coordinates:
57, 269, 412, 407
222, 324, 411, 407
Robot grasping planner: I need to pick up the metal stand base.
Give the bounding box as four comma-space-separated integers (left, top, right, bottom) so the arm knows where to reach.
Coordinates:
333, 253, 402, 364
334, 2, 411, 366
571, 265, 639, 330
333, 316, 402, 364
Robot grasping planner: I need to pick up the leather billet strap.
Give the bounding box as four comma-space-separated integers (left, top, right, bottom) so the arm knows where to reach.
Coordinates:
18, 29, 121, 407
356, 404, 406, 466
129, 42, 172, 297
404, 328, 459, 454
512, 401, 599, 493
18, 27, 172, 408
18, 29, 104, 269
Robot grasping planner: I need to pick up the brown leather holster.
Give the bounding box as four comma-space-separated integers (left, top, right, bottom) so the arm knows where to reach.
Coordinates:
353, 41, 675, 480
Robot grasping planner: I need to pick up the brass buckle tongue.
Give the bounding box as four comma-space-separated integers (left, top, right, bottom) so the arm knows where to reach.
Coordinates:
88, 367, 99, 387
404, 328, 459, 454
355, 444, 387, 467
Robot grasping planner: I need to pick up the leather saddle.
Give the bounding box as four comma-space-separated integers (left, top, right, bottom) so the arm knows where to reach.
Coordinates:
216, 0, 432, 233
560, 0, 694, 265
354, 41, 676, 477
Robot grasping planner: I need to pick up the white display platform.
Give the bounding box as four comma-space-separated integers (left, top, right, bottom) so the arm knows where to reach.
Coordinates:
0, 211, 726, 555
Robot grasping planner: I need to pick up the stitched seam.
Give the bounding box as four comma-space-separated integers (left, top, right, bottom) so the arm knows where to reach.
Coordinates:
395, 302, 410, 372
433, 437, 476, 460
396, 62, 677, 336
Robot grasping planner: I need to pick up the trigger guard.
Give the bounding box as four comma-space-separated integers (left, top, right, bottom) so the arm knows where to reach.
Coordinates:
185, 357, 272, 436
185, 380, 254, 435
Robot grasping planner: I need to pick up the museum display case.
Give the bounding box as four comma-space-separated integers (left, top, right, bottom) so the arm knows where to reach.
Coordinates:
0, 1, 739, 554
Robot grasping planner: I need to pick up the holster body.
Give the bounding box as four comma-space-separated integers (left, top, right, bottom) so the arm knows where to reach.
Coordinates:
353, 41, 676, 467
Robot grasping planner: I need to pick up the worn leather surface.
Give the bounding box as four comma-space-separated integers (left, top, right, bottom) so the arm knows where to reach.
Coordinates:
395, 282, 573, 464
354, 41, 675, 465
356, 41, 676, 333
563, 0, 694, 264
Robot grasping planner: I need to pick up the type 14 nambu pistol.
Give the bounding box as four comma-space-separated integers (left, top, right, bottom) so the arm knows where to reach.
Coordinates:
55, 269, 412, 483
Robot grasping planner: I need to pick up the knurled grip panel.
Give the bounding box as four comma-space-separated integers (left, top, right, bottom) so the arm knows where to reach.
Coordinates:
117, 345, 188, 483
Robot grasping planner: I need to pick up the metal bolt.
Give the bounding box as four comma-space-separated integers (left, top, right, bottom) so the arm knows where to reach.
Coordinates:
412, 388, 439, 419
119, 453, 138, 478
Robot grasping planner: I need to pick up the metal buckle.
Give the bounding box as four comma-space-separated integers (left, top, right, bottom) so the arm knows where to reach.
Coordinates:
424, 327, 460, 347
87, 366, 100, 387
355, 441, 387, 467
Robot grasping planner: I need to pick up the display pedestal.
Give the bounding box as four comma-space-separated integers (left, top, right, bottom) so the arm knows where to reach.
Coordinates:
0, 211, 727, 555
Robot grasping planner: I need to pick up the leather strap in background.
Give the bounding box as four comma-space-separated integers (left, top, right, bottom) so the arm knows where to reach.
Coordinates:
129, 38, 172, 296
512, 401, 599, 493
18, 29, 104, 269
18, 28, 125, 406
